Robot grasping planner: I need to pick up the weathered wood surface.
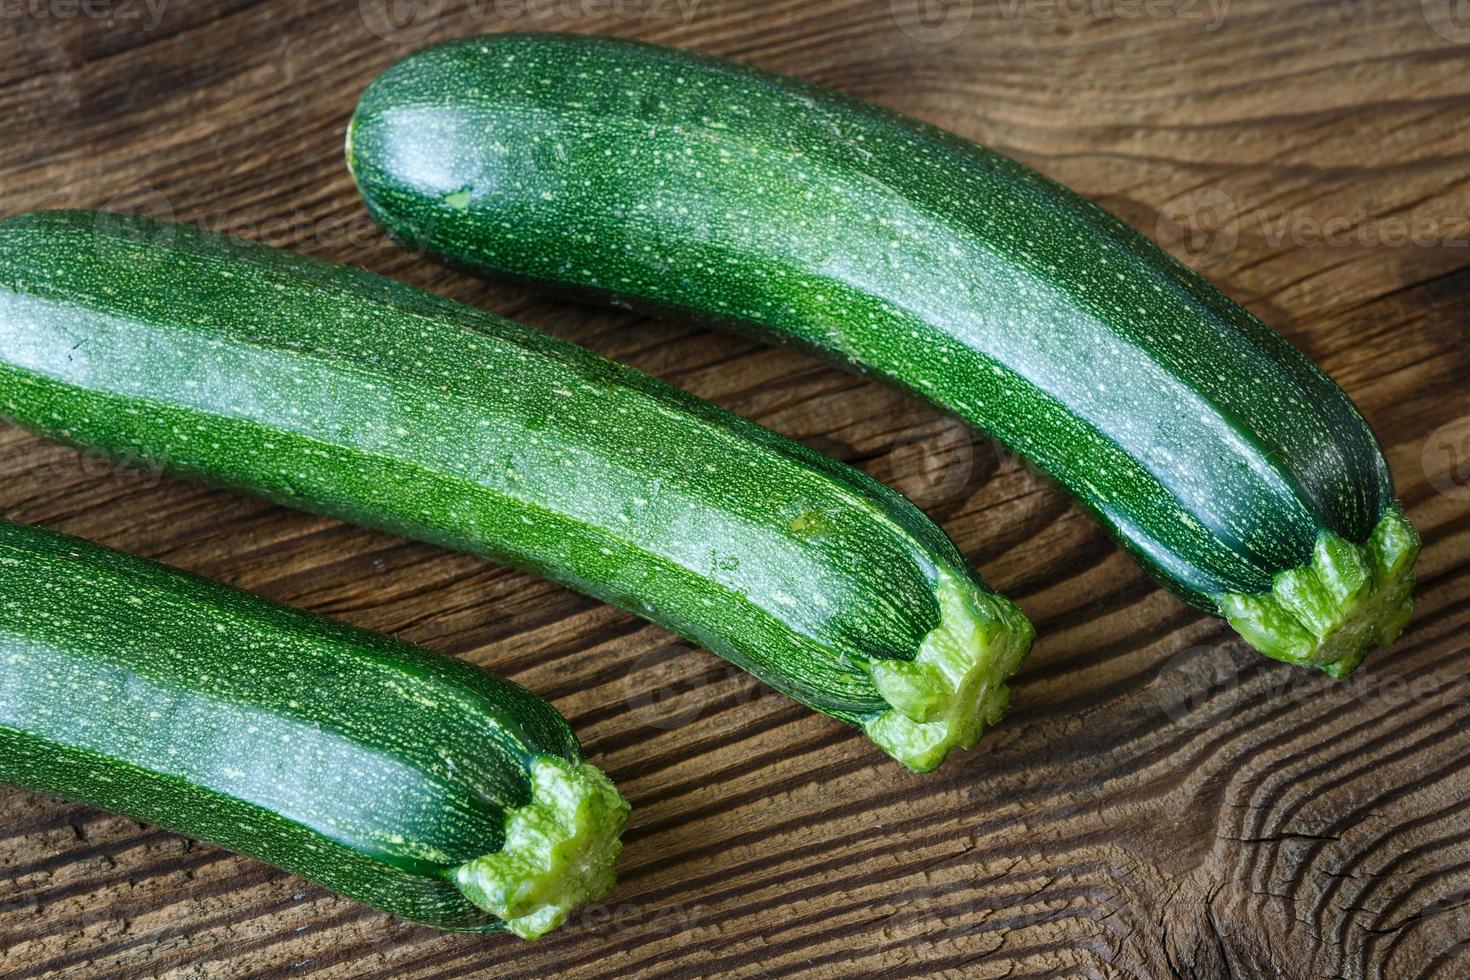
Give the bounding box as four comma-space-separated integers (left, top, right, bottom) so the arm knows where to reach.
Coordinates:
1, 0, 1468, 976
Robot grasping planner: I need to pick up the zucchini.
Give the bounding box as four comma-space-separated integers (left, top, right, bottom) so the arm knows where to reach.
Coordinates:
346, 32, 1419, 676
0, 518, 627, 937
0, 210, 1033, 772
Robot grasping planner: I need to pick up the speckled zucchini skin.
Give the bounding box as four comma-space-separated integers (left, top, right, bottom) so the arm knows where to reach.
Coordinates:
346, 32, 1418, 674
0, 519, 627, 937
0, 210, 1032, 771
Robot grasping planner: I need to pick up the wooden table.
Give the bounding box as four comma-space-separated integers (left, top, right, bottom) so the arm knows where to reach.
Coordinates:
2, 0, 1468, 976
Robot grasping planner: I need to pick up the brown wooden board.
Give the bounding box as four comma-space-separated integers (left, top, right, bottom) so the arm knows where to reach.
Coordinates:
1, 0, 1468, 976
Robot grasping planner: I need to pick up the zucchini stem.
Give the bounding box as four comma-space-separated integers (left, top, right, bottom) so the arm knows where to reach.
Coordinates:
1214, 509, 1419, 677
453, 756, 630, 939
862, 570, 1034, 772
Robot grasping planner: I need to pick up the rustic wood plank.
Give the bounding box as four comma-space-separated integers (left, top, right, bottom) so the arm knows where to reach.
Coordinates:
1, 0, 1469, 976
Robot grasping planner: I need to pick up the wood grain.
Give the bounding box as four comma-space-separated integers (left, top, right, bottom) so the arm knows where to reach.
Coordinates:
2, 0, 1469, 976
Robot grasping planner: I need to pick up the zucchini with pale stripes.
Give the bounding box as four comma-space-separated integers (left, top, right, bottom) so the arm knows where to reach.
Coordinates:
0, 518, 626, 937
347, 32, 1418, 676
0, 210, 1032, 772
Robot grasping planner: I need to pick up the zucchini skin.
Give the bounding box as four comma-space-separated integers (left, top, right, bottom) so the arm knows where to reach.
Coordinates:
0, 519, 627, 937
346, 32, 1418, 675
0, 210, 1032, 771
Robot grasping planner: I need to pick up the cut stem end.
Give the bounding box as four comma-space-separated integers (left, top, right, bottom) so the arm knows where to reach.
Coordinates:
1215, 508, 1419, 677
862, 570, 1034, 772
453, 755, 629, 940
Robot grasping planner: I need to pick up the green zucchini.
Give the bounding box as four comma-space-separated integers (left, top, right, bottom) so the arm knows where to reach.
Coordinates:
0, 210, 1032, 772
0, 518, 627, 937
346, 32, 1418, 676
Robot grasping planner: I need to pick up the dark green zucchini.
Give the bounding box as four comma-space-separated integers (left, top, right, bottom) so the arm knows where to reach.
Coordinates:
346, 31, 1418, 676
0, 210, 1032, 772
0, 518, 626, 937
